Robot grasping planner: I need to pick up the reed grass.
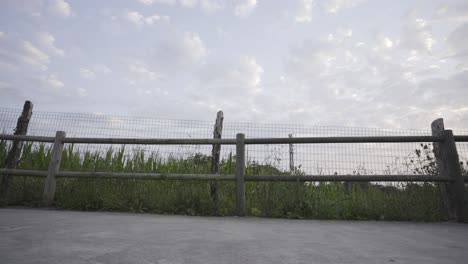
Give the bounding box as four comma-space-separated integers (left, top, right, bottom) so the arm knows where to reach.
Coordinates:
2, 140, 466, 221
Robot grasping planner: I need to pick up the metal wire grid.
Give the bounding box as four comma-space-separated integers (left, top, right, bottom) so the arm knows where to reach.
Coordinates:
0, 108, 213, 138
223, 122, 434, 175
455, 130, 468, 176
0, 107, 466, 176
0, 108, 216, 173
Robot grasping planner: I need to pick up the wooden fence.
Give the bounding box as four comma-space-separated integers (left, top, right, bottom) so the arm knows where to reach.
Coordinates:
0, 104, 467, 222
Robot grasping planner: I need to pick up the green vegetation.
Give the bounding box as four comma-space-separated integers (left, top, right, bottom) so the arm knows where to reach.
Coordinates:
1, 140, 467, 221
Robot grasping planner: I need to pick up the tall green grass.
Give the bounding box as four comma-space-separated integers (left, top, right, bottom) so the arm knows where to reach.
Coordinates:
1, 140, 466, 221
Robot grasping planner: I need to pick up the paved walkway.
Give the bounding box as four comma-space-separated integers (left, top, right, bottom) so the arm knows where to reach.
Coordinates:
1, 208, 467, 264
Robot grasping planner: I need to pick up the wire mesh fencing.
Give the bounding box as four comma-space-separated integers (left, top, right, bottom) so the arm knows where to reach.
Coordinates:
0, 107, 466, 177
0, 108, 217, 174
456, 129, 468, 175
2, 107, 468, 220
227, 123, 437, 176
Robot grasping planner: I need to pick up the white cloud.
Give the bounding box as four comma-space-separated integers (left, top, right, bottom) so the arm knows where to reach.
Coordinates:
383, 37, 394, 48
433, 3, 468, 23
77, 87, 87, 97
235, 0, 257, 17
80, 68, 96, 80
21, 41, 50, 70
128, 62, 162, 80
200, 0, 223, 13
187, 55, 264, 120
295, 0, 315, 23
324, 0, 366, 14
3, 0, 467, 130
180, 0, 198, 8
45, 74, 64, 89
281, 22, 466, 128
146, 31, 208, 74
415, 70, 468, 109
124, 11, 169, 26
156, 31, 208, 65
447, 22, 468, 57
125, 11, 144, 25
123, 77, 137, 86
238, 55, 264, 88
160, 0, 176, 5
37, 32, 64, 57
49, 0, 72, 18
92, 64, 112, 74
0, 32, 64, 72
199, 55, 263, 95
139, 0, 176, 5
138, 0, 221, 13
139, 0, 155, 5
79, 65, 111, 80
180, 31, 208, 61
145, 14, 170, 25
400, 14, 435, 52
178, 0, 222, 12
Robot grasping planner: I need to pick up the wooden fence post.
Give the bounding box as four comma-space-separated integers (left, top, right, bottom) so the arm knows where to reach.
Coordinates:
0, 101, 33, 202
432, 119, 465, 222
236, 133, 246, 216
210, 111, 223, 215
432, 119, 450, 219
443, 129, 465, 223
42, 131, 66, 206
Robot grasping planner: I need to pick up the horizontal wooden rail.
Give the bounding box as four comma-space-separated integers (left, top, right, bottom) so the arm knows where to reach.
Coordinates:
246, 175, 459, 182
0, 169, 48, 177
3, 169, 468, 182
244, 136, 444, 145
0, 134, 55, 143
0, 169, 234, 181
1, 134, 450, 145
63, 138, 237, 145
55, 171, 235, 180
454, 135, 468, 142
0, 134, 237, 145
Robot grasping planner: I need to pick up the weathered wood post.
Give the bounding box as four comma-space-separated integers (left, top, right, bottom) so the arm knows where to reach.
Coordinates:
210, 111, 223, 214
236, 133, 246, 216
443, 129, 465, 223
432, 119, 450, 219
0, 101, 33, 202
432, 119, 465, 222
42, 131, 66, 206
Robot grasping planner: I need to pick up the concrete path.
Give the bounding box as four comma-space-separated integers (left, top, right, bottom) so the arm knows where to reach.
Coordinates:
1, 208, 467, 264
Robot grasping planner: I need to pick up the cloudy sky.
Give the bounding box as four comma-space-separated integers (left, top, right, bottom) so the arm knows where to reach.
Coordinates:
0, 0, 467, 130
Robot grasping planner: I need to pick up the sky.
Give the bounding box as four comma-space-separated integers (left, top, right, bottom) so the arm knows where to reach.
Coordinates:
0, 0, 467, 130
